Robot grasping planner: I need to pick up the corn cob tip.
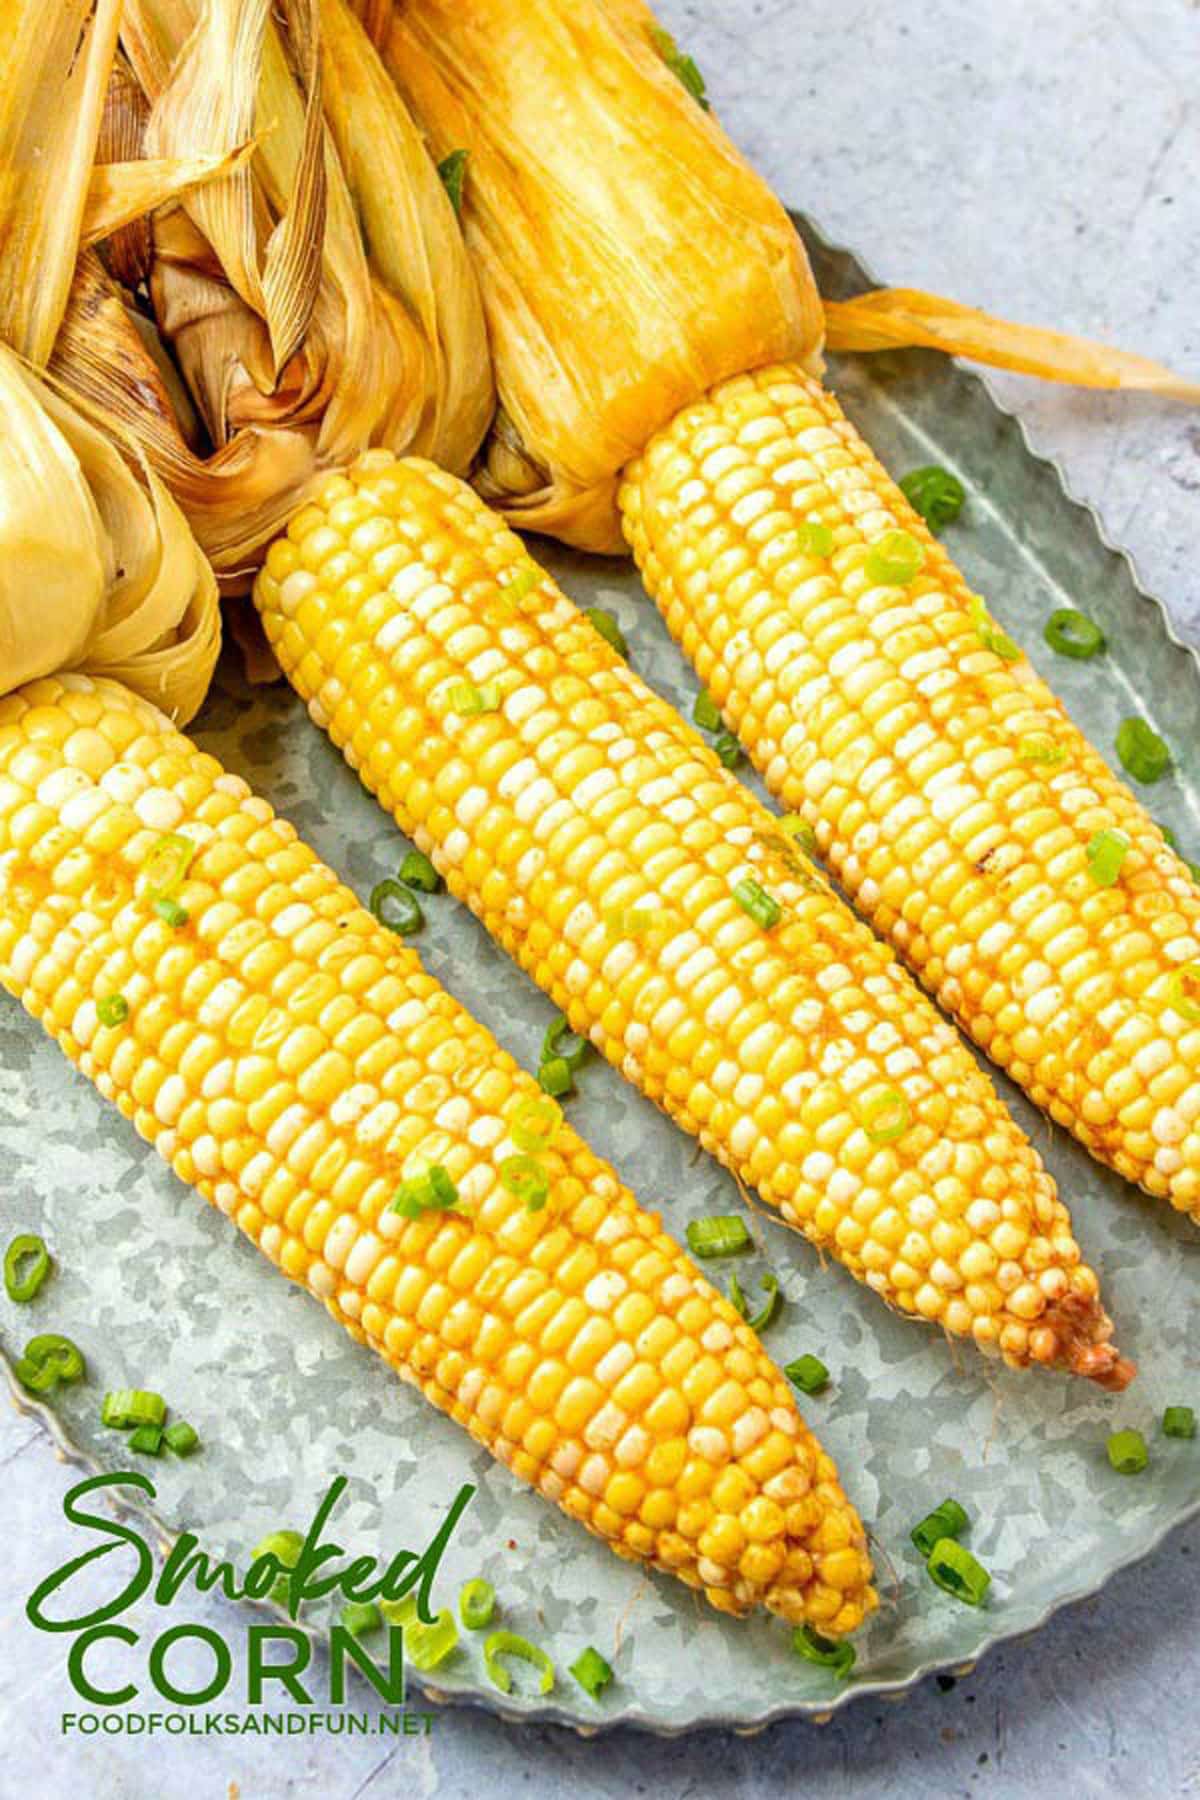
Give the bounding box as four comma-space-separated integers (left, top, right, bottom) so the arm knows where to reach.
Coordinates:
1032, 1292, 1134, 1390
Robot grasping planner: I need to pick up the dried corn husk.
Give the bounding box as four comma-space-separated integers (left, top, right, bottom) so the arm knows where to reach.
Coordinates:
349, 0, 823, 552
0, 344, 220, 723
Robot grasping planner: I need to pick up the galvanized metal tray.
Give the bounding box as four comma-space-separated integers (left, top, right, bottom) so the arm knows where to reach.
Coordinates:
2, 217, 1198, 1735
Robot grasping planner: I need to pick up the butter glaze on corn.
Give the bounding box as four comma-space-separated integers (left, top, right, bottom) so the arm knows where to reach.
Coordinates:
0, 672, 875, 1631
255, 454, 1128, 1386
619, 363, 1200, 1220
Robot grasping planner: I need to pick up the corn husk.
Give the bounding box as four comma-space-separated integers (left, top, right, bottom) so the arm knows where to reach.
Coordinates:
0, 344, 220, 723
349, 0, 823, 551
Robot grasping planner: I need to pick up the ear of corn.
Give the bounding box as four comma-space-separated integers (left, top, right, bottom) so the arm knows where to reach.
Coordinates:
0, 670, 874, 1632
254, 453, 1130, 1388
619, 363, 1200, 1219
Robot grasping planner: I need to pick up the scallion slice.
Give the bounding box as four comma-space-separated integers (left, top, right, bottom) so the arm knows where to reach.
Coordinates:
1107, 1428, 1148, 1474
569, 1645, 614, 1698
164, 1420, 200, 1456
792, 1622, 855, 1678
1087, 829, 1130, 889
4, 1233, 50, 1303
399, 850, 441, 893
542, 1014, 591, 1073
484, 1629, 554, 1696
584, 607, 628, 658
864, 529, 924, 587
861, 1089, 910, 1146
692, 689, 722, 732
537, 1056, 573, 1099
16, 1333, 86, 1394
129, 1423, 165, 1457
510, 1094, 562, 1154
1163, 1406, 1196, 1440
1044, 608, 1105, 659
458, 1578, 496, 1631
1017, 733, 1067, 767
499, 1155, 550, 1213
251, 1530, 306, 1608
968, 594, 1020, 661
729, 1272, 781, 1333
732, 877, 781, 930
370, 878, 423, 936
779, 815, 817, 854
926, 1538, 991, 1606
500, 564, 539, 607
380, 1596, 460, 1670
447, 680, 502, 716
1115, 717, 1171, 784
141, 832, 195, 901
96, 993, 130, 1027
437, 148, 470, 215
784, 1354, 829, 1396
389, 1165, 461, 1220
341, 1599, 382, 1638
1166, 964, 1200, 1023
102, 1389, 166, 1429
713, 731, 742, 768
648, 24, 709, 107
153, 896, 189, 929
793, 520, 835, 558
899, 466, 965, 531
686, 1216, 751, 1259
910, 1498, 969, 1558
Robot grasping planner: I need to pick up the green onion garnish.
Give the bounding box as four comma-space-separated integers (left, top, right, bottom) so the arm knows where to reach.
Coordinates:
910, 1498, 969, 1558
15, 1333, 86, 1394
458, 1578, 496, 1631
692, 689, 722, 732
399, 850, 441, 893
861, 1089, 910, 1145
447, 680, 502, 716
1107, 1428, 1148, 1474
648, 24, 709, 108
784, 1354, 829, 1396
537, 1056, 573, 1099
341, 1599, 382, 1637
379, 1595, 460, 1670
899, 466, 965, 532
499, 1155, 551, 1212
793, 520, 835, 558
584, 607, 628, 658
510, 1093, 562, 1154
1115, 717, 1171, 785
1017, 733, 1067, 767
251, 1530, 306, 1608
1166, 965, 1200, 1023
153, 897, 189, 929
729, 1272, 781, 1333
102, 1389, 166, 1429
164, 1420, 200, 1456
1160, 824, 1178, 849
779, 814, 817, 854
542, 1014, 591, 1073
96, 993, 130, 1027
142, 832, 195, 901
926, 1538, 991, 1606
129, 1422, 165, 1457
1044, 608, 1105, 659
437, 148, 470, 215
483, 1629, 555, 1696
370, 878, 423, 936
4, 1233, 50, 1303
569, 1645, 614, 1698
968, 594, 1020, 661
1164, 1406, 1196, 1440
500, 564, 540, 608
1086, 829, 1130, 889
390, 1165, 461, 1220
732, 877, 782, 930
713, 731, 742, 769
863, 529, 924, 587
792, 1622, 855, 1678
686, 1216, 751, 1259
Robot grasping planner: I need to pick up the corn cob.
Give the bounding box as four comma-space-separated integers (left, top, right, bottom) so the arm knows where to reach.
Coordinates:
0, 671, 875, 1631
254, 453, 1130, 1387
619, 363, 1200, 1219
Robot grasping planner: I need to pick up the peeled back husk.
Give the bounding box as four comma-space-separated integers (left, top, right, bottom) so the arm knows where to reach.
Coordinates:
349, 0, 823, 551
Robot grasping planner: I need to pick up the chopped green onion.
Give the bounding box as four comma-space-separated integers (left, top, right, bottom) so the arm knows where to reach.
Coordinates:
542, 1014, 591, 1073
968, 594, 1020, 661
1115, 717, 1171, 785
251, 1530, 306, 1608
1159, 823, 1178, 849
370, 878, 423, 936
437, 148, 470, 215
102, 1389, 166, 1429
926, 1538, 991, 1606
153, 896, 189, 929
784, 1354, 829, 1396
584, 607, 628, 658
779, 815, 817, 854
399, 850, 441, 893
458, 1578, 496, 1631
729, 1272, 781, 1333
164, 1420, 200, 1456
792, 1623, 855, 1678
1087, 829, 1130, 889
569, 1645, 614, 1698
910, 1498, 970, 1559
1107, 1428, 1148, 1474
863, 528, 924, 587
712, 730, 742, 768
1166, 964, 1200, 1023
96, 992, 130, 1027
498, 1154, 551, 1213
390, 1165, 461, 1220
16, 1333, 86, 1394
1164, 1406, 1196, 1440
686, 1215, 751, 1259
537, 1056, 573, 1099
732, 877, 782, 930
379, 1595, 460, 1670
510, 1093, 562, 1154
483, 1629, 554, 1696
141, 832, 195, 901
1017, 733, 1067, 767
899, 466, 965, 532
1044, 608, 1105, 659
447, 680, 502, 716
4, 1233, 50, 1303
500, 564, 540, 608
341, 1599, 382, 1638
692, 689, 722, 732
793, 520, 835, 558
861, 1089, 910, 1146
129, 1423, 164, 1457
648, 24, 709, 108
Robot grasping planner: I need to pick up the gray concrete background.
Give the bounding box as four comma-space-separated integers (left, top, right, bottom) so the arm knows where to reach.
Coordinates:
2, 0, 1198, 1794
